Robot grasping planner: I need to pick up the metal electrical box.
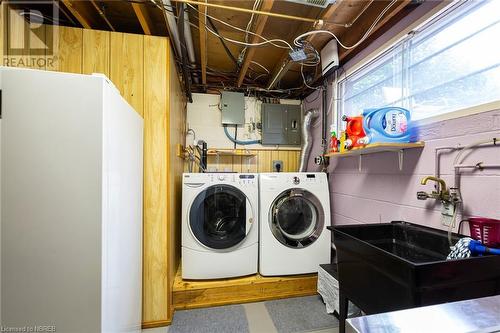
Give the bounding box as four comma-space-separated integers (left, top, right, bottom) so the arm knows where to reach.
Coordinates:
221, 91, 245, 125
261, 104, 301, 146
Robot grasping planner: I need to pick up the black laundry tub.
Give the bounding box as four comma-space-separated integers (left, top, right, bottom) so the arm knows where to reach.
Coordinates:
329, 221, 500, 333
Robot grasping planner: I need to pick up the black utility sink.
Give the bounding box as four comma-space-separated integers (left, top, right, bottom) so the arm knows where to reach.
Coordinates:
329, 221, 500, 333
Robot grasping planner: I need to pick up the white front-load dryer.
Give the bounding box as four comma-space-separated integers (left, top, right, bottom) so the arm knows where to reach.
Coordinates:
182, 173, 258, 279
259, 172, 331, 276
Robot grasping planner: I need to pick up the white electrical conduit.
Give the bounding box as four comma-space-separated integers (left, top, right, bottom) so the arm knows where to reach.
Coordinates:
159, 0, 182, 57
183, 7, 199, 83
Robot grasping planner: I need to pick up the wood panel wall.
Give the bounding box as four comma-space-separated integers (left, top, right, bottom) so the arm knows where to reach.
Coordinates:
1, 18, 185, 327
187, 150, 301, 173
167, 43, 185, 324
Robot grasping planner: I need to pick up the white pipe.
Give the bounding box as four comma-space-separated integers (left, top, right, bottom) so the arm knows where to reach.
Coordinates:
453, 138, 497, 166
453, 138, 498, 188
454, 163, 500, 169
161, 0, 182, 57
183, 7, 199, 83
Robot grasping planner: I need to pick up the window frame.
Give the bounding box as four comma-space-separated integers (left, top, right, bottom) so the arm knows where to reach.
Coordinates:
333, 0, 500, 133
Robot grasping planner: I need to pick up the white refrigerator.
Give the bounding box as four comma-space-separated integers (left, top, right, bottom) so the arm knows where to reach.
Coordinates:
0, 67, 143, 333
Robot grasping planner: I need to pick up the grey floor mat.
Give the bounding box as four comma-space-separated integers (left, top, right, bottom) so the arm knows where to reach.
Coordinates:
169, 304, 249, 333
264, 295, 339, 333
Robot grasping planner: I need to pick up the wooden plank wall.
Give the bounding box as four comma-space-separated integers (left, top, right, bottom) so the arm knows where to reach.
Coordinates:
1, 19, 184, 327
187, 150, 301, 173
167, 43, 185, 324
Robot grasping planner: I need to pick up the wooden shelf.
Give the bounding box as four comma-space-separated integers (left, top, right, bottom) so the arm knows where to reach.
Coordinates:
325, 142, 425, 157
207, 149, 257, 157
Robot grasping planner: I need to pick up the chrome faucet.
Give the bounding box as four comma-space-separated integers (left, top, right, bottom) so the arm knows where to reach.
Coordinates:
417, 176, 450, 201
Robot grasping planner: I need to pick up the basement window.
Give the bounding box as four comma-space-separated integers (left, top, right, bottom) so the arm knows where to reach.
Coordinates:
337, 0, 500, 124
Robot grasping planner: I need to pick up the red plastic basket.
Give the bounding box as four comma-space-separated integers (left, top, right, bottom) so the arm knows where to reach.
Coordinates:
468, 217, 500, 247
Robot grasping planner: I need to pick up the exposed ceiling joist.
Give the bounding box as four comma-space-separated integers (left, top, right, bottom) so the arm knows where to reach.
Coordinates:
131, 2, 153, 35
266, 1, 343, 89
237, 0, 275, 87
171, 0, 320, 24
61, 0, 92, 29
90, 1, 115, 31
339, 0, 411, 61
198, 3, 207, 85
54, 0, 77, 26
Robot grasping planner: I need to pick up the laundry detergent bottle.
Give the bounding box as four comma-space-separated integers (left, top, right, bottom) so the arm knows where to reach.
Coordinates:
342, 115, 366, 149
360, 107, 412, 144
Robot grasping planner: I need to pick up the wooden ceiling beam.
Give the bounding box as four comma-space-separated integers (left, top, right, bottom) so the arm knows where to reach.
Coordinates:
89, 1, 115, 31
266, 1, 343, 89
236, 0, 275, 87
131, 2, 153, 35
54, 0, 77, 26
60, 0, 92, 29
198, 3, 207, 85
339, 0, 411, 61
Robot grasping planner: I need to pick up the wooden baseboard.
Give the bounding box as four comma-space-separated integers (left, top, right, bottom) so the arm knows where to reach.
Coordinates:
173, 266, 318, 310
141, 318, 172, 329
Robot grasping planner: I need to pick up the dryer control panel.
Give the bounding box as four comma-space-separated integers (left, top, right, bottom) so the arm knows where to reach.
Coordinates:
285, 173, 326, 185
259, 172, 327, 191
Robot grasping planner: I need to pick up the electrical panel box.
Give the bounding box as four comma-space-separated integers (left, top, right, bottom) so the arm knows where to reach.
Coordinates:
221, 91, 245, 125
261, 104, 301, 146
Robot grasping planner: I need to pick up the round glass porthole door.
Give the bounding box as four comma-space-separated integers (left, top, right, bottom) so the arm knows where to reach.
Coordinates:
189, 184, 251, 249
269, 189, 324, 248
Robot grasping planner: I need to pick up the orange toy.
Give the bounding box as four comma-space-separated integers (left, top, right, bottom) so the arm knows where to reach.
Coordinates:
342, 115, 366, 149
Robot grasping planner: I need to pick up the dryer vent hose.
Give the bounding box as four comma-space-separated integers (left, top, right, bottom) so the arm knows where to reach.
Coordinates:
299, 108, 320, 172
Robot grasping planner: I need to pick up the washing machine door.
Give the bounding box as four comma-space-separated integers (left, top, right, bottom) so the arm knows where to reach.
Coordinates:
269, 189, 324, 248
189, 184, 253, 250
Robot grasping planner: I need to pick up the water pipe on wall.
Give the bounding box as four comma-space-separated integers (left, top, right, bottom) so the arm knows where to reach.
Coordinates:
223, 126, 261, 145
452, 137, 499, 188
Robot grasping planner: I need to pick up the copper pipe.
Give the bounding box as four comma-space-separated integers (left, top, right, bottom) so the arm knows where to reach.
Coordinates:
170, 0, 320, 24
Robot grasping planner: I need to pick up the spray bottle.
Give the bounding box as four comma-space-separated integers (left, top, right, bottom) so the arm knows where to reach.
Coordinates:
329, 124, 339, 153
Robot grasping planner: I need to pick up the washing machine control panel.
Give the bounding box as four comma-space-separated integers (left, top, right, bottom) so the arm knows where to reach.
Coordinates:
238, 174, 256, 186
184, 173, 257, 186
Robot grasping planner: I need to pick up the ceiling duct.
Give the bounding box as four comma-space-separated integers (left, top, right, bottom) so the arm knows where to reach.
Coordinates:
283, 0, 336, 9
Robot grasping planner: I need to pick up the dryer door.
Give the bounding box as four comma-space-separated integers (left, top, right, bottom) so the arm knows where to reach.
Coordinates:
269, 189, 325, 248
189, 184, 252, 250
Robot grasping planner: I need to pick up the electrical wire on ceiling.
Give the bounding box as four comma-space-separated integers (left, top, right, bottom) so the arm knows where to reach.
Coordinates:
250, 61, 270, 74
187, 3, 293, 50
131, 0, 403, 97
238, 0, 262, 63
146, 0, 316, 93
301, 63, 320, 90
294, 0, 398, 50
206, 16, 240, 70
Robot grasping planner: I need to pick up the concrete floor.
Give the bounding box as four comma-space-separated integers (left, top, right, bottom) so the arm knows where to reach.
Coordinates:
143, 297, 339, 333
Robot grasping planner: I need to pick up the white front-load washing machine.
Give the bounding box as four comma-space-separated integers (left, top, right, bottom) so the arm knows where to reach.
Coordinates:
259, 172, 331, 276
182, 173, 258, 279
